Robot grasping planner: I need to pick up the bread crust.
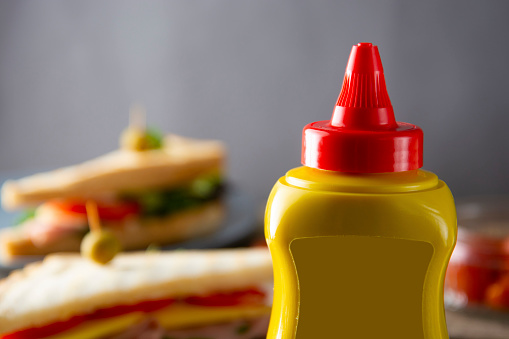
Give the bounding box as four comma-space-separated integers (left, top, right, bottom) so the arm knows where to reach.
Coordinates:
0, 248, 272, 335
0, 200, 225, 262
1, 135, 226, 210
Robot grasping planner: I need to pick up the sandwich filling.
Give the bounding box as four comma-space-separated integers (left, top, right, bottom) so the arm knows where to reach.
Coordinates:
107, 316, 270, 339
12, 172, 223, 248
1, 288, 270, 339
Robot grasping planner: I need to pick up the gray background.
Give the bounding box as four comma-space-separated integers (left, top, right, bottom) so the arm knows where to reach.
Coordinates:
0, 1, 508, 204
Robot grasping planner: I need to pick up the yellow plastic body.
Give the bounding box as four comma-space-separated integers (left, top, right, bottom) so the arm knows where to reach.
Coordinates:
265, 167, 457, 339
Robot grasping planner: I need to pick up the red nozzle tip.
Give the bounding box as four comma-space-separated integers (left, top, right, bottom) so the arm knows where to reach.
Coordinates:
346, 43, 383, 74
332, 42, 395, 129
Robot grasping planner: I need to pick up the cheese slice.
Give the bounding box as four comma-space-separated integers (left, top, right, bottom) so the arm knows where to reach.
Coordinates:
46, 312, 145, 339
153, 303, 271, 329
43, 304, 271, 339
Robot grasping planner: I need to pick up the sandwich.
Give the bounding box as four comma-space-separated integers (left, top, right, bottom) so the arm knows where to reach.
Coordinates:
0, 247, 272, 339
0, 125, 226, 263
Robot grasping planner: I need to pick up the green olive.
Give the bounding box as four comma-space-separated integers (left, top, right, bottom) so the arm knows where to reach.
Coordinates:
120, 127, 163, 151
81, 230, 122, 264
120, 128, 147, 151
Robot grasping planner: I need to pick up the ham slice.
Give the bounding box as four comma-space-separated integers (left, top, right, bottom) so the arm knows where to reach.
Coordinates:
107, 316, 270, 339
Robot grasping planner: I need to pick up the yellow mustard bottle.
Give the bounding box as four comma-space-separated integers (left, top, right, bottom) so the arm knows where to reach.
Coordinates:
265, 43, 457, 339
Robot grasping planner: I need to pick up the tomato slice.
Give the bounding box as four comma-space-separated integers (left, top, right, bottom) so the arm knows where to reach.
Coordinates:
185, 288, 266, 307
88, 299, 175, 319
2, 299, 175, 339
50, 200, 140, 221
2, 316, 85, 339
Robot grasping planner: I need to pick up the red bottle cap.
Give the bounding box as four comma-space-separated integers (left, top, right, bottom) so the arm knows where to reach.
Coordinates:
302, 43, 423, 173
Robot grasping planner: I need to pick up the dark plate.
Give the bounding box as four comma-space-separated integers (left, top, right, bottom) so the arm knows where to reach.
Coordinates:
0, 182, 260, 273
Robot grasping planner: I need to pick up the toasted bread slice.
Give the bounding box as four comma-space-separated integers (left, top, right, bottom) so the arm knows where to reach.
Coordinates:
1, 135, 226, 210
0, 200, 225, 263
0, 248, 272, 335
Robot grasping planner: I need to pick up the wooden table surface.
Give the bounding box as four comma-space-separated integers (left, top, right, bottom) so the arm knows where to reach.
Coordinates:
447, 309, 509, 339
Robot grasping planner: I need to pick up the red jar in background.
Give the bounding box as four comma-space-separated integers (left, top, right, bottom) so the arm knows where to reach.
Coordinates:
445, 196, 509, 311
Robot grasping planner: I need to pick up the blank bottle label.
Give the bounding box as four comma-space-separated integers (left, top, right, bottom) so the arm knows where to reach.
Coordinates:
290, 236, 433, 339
